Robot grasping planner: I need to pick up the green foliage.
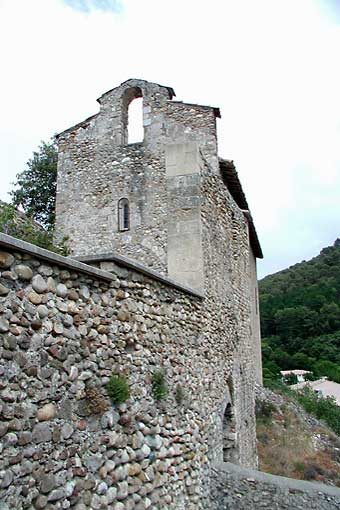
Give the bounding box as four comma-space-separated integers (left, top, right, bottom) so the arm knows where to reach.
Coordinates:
263, 378, 294, 396
293, 461, 305, 473
152, 370, 168, 401
106, 375, 129, 404
0, 203, 68, 255
296, 387, 340, 435
260, 239, 340, 383
10, 139, 57, 230
264, 381, 340, 436
0, 203, 17, 236
284, 374, 298, 385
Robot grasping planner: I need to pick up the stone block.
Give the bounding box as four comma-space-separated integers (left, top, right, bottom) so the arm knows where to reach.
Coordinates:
165, 142, 200, 177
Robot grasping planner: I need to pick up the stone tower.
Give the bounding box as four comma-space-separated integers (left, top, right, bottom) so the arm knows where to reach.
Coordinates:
56, 79, 258, 288
56, 78, 263, 403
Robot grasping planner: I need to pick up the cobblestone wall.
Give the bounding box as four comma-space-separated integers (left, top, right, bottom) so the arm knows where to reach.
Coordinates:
0, 234, 257, 510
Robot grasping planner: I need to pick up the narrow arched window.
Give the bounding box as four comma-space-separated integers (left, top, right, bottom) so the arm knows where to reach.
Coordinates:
122, 87, 144, 145
118, 198, 130, 231
128, 97, 144, 144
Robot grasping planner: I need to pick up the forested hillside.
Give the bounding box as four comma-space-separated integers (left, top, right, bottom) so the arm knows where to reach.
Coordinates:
260, 239, 340, 384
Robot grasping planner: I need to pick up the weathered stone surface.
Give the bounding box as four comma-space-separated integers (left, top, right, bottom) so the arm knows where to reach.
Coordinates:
28, 291, 42, 304
37, 304, 49, 318
84, 454, 104, 472
3, 432, 18, 447
117, 481, 129, 500
14, 264, 33, 280
0, 252, 14, 269
38, 265, 53, 276
47, 276, 56, 292
61, 422, 74, 439
47, 488, 66, 502
34, 495, 48, 509
37, 403, 57, 421
79, 286, 90, 300
0, 423, 8, 437
32, 423, 52, 443
211, 463, 340, 510
0, 318, 9, 332
0, 283, 9, 296
1, 388, 16, 402
0, 470, 13, 489
56, 283, 68, 297
32, 274, 48, 293
40, 473, 57, 493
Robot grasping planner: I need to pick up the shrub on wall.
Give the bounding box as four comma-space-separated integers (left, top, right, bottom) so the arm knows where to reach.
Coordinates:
106, 375, 130, 404
152, 370, 168, 401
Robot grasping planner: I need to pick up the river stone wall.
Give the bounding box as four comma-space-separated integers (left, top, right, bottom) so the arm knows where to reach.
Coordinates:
0, 234, 256, 510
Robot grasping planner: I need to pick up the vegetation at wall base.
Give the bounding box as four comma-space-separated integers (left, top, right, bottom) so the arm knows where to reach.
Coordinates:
296, 387, 340, 436
260, 239, 340, 384
262, 380, 340, 436
256, 388, 340, 486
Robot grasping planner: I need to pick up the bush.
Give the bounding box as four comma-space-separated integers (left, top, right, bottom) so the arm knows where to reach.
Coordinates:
296, 387, 340, 435
152, 370, 168, 401
106, 375, 129, 404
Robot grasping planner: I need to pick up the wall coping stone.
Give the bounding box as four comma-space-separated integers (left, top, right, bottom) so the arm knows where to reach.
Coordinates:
0, 234, 203, 298
214, 462, 340, 498
76, 252, 204, 298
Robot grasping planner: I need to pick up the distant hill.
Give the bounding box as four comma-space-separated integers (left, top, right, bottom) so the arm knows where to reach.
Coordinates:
259, 239, 340, 384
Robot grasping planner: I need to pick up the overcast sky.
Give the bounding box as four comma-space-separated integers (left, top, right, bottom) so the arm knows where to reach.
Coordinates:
1, 0, 339, 279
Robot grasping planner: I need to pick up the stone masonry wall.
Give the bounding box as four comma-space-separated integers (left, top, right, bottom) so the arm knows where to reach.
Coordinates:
249, 249, 262, 385
55, 79, 219, 274
201, 160, 257, 467
0, 234, 256, 510
54, 78, 260, 471
211, 462, 340, 509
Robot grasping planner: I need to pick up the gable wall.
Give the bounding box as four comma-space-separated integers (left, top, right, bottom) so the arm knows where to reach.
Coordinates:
55, 80, 218, 281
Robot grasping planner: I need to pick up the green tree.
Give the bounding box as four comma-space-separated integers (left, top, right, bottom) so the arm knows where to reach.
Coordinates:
0, 203, 68, 256
10, 139, 57, 230
259, 239, 340, 386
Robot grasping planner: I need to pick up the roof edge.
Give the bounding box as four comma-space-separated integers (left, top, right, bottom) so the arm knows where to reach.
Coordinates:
171, 100, 221, 118
219, 158, 263, 259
